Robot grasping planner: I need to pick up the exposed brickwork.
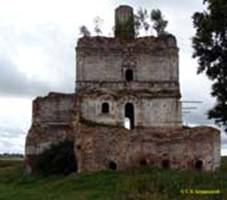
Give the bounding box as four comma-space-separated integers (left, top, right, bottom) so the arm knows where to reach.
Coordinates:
75, 125, 220, 172
25, 92, 76, 172
32, 92, 75, 125
76, 34, 181, 128
25, 5, 220, 173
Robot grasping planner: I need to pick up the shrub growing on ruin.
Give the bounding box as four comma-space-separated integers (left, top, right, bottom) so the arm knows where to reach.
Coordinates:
32, 140, 77, 176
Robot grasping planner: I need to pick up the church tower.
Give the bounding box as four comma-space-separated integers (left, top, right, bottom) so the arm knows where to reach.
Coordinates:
76, 5, 182, 129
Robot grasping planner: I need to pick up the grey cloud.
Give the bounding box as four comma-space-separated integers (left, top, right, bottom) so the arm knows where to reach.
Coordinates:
0, 24, 75, 97
0, 140, 14, 148
182, 101, 215, 126
0, 126, 25, 154
0, 139, 24, 154
0, 126, 25, 138
0, 56, 51, 97
0, 118, 28, 153
221, 136, 227, 146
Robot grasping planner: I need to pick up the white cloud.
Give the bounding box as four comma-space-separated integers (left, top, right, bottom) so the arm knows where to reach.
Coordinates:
0, 97, 31, 128
0, 97, 31, 153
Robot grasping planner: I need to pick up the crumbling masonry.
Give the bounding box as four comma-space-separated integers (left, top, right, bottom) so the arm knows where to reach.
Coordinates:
25, 5, 220, 172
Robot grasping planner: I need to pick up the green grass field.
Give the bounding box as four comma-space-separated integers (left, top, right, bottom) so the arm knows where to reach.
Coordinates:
0, 158, 227, 200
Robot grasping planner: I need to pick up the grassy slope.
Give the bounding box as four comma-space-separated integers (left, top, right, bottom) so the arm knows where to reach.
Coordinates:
0, 158, 227, 200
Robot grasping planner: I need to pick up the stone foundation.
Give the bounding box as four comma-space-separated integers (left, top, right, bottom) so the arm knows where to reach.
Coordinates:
75, 125, 220, 172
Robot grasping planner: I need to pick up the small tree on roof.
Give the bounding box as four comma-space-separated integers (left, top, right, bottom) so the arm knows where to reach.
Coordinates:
94, 16, 103, 36
150, 9, 168, 36
137, 8, 150, 35
79, 25, 91, 37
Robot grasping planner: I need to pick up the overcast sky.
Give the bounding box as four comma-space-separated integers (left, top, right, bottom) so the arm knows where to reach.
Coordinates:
0, 0, 226, 155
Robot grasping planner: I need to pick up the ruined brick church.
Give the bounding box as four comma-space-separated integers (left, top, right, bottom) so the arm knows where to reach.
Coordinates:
25, 5, 220, 172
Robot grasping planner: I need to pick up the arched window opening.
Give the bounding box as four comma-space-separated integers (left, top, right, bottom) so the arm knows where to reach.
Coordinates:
125, 69, 133, 82
125, 103, 134, 130
195, 160, 203, 171
162, 160, 170, 169
102, 102, 109, 114
109, 161, 117, 170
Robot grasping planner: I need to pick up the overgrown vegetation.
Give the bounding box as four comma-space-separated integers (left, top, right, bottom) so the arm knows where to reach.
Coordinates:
93, 16, 103, 36
79, 7, 169, 38
32, 140, 77, 176
192, 0, 227, 132
150, 9, 168, 36
79, 25, 91, 37
0, 157, 227, 199
134, 8, 150, 36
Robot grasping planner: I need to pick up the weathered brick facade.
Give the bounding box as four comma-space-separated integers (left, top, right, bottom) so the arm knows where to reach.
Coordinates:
25, 5, 220, 172
75, 125, 220, 172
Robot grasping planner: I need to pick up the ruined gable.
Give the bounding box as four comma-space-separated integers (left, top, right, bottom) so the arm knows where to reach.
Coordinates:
25, 93, 75, 158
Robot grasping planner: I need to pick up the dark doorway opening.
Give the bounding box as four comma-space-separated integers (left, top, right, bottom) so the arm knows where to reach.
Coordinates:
102, 102, 109, 114
125, 103, 135, 129
195, 160, 203, 170
140, 159, 148, 166
125, 69, 133, 82
162, 160, 170, 169
109, 161, 117, 170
